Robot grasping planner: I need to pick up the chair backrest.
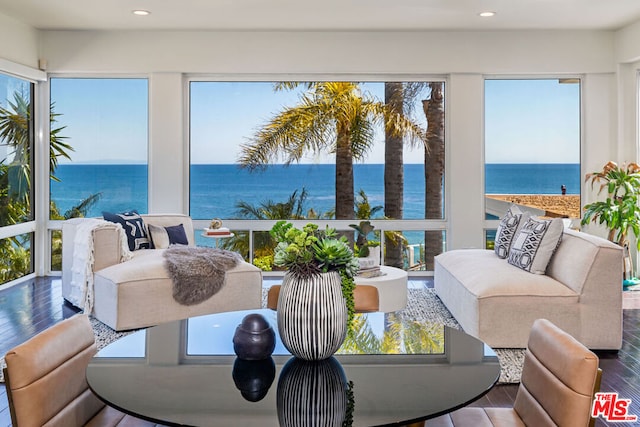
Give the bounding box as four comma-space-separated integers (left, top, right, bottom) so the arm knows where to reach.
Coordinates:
267, 284, 380, 312
514, 318, 601, 427
3, 314, 105, 427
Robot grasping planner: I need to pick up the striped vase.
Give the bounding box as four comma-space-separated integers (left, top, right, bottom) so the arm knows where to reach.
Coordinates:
277, 357, 348, 426
277, 271, 348, 361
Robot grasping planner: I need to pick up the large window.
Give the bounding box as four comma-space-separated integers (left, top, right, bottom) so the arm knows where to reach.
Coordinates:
484, 78, 581, 246
0, 73, 34, 283
49, 78, 149, 220
189, 81, 445, 271
48, 78, 148, 271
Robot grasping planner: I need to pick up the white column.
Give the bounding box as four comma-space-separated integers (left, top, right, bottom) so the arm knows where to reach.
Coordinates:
447, 74, 485, 250
148, 73, 186, 214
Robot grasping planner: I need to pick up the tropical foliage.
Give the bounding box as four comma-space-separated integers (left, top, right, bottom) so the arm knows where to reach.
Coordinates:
349, 220, 378, 257
221, 188, 328, 269
0, 90, 98, 282
341, 313, 444, 354
239, 82, 426, 221
581, 161, 640, 249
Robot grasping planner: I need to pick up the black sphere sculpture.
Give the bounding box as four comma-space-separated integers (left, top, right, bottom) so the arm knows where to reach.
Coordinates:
232, 313, 276, 360
232, 357, 276, 402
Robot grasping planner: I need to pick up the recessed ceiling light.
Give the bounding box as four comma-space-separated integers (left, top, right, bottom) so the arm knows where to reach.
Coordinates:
132, 10, 151, 16
479, 11, 496, 18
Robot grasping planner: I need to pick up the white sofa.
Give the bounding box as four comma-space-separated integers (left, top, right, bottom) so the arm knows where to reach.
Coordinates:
434, 228, 623, 349
62, 214, 262, 331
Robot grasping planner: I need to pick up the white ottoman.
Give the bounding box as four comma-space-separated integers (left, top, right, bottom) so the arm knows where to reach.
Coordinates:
355, 266, 408, 312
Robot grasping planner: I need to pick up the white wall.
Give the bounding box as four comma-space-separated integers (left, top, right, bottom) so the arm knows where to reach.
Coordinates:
148, 73, 185, 213
34, 29, 621, 248
447, 74, 485, 249
0, 12, 39, 69
615, 20, 640, 64
40, 30, 615, 75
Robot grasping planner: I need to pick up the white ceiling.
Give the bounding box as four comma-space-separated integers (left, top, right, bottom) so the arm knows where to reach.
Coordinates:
1, 0, 640, 32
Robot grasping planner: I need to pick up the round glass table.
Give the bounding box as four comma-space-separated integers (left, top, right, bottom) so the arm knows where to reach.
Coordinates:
87, 309, 500, 426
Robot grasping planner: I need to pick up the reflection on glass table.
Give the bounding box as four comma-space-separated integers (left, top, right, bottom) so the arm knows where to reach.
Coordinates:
87, 309, 500, 426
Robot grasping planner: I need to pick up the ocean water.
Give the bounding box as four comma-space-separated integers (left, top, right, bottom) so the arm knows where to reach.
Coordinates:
50, 163, 580, 219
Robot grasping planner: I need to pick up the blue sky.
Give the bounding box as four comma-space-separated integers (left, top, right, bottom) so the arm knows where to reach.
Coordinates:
190, 81, 427, 164
48, 78, 580, 165
50, 78, 148, 164
485, 79, 580, 164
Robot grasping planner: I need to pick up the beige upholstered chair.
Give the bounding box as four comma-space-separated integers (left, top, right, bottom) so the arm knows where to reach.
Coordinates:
3, 314, 160, 427
426, 318, 602, 427
267, 284, 380, 312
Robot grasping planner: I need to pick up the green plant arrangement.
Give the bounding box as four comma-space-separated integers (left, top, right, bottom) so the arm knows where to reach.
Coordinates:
270, 220, 360, 324
582, 161, 640, 282
582, 161, 640, 248
348, 220, 380, 257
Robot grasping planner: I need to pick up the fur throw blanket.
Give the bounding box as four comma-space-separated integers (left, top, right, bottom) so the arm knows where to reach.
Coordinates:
163, 246, 242, 305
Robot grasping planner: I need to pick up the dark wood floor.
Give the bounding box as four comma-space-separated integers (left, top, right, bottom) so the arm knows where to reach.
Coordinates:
1, 277, 639, 426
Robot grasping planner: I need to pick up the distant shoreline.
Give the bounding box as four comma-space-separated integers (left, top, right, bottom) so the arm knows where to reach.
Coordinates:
487, 194, 581, 218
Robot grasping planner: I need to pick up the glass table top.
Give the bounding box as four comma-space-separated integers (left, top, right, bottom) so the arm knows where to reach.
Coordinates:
87, 309, 500, 426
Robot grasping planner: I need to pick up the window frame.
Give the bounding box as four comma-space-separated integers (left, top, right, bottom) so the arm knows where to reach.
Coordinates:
45, 74, 150, 275
0, 60, 46, 285
186, 75, 449, 275
482, 75, 584, 241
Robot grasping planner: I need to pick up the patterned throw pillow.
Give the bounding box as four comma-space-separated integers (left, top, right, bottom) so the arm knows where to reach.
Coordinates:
148, 223, 189, 249
494, 205, 527, 259
103, 210, 150, 251
507, 216, 564, 274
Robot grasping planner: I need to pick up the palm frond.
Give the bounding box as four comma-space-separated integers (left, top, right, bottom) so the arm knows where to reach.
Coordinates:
238, 101, 334, 169
63, 192, 102, 219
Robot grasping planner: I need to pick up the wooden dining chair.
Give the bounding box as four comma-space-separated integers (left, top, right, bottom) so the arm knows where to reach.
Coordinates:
267, 284, 380, 312
425, 318, 602, 427
3, 314, 160, 426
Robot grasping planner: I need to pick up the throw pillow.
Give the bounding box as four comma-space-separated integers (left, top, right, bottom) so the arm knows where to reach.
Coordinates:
103, 210, 150, 251
507, 216, 564, 274
148, 223, 189, 249
494, 204, 528, 259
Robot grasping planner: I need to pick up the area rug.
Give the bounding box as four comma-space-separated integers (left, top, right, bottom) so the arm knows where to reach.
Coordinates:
401, 288, 525, 384
1, 288, 524, 384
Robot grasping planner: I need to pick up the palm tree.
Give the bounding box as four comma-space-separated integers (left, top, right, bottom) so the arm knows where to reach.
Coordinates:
384, 83, 405, 267
384, 82, 435, 268
422, 83, 445, 270
0, 93, 73, 202
222, 188, 331, 266
341, 313, 444, 354
239, 82, 425, 222
354, 188, 384, 220
50, 193, 103, 270
0, 90, 93, 278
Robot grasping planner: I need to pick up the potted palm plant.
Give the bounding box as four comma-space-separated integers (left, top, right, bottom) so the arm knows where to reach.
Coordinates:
349, 220, 380, 258
581, 161, 640, 283
270, 221, 359, 360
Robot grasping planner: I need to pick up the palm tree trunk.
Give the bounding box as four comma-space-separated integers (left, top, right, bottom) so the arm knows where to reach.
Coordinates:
422, 83, 445, 270
384, 83, 405, 268
335, 122, 354, 221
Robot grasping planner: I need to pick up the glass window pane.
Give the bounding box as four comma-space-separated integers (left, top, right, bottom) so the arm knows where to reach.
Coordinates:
0, 74, 33, 226
51, 229, 62, 271
485, 229, 496, 250
400, 230, 446, 271
49, 78, 149, 219
189, 81, 444, 222
484, 79, 581, 220
0, 233, 33, 284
